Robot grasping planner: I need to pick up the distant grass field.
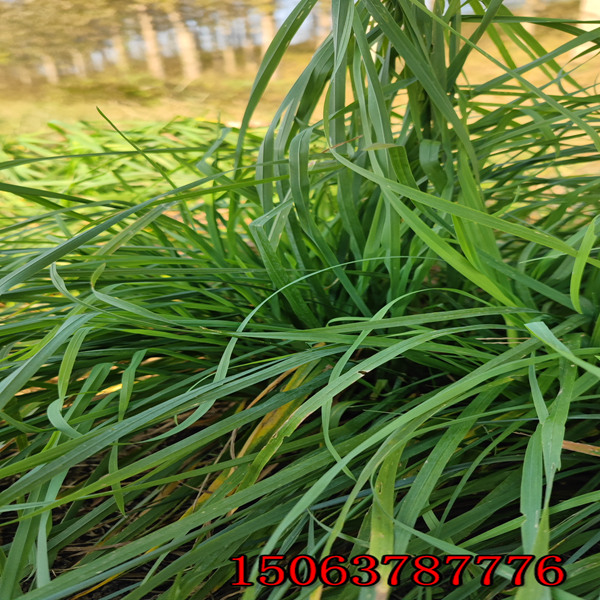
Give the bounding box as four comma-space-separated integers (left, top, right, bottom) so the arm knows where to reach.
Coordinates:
1, 1, 600, 599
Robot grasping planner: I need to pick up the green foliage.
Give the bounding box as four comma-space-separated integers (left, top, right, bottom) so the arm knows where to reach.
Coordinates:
1, 1, 600, 599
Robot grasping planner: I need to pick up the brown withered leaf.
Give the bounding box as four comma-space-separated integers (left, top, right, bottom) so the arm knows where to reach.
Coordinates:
562, 440, 600, 457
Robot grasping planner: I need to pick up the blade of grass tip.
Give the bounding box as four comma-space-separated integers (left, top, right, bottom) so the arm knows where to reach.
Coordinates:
46, 400, 82, 440
49, 263, 108, 320
528, 356, 549, 424
94, 198, 177, 257
89, 285, 181, 328
0, 313, 95, 412
570, 215, 599, 314
56, 325, 93, 404
96, 108, 176, 189
526, 321, 600, 379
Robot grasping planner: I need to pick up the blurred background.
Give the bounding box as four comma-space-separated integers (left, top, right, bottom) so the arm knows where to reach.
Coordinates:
0, 0, 596, 133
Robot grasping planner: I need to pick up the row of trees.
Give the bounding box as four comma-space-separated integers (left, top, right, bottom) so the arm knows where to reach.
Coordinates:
0, 0, 332, 85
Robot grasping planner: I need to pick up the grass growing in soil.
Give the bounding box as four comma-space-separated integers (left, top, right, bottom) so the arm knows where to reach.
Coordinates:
2, 1, 600, 599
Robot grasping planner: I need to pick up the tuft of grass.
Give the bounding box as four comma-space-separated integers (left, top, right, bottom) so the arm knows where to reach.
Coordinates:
1, 1, 600, 599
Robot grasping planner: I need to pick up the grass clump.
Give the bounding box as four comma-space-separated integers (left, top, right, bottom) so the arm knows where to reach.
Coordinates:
1, 1, 600, 599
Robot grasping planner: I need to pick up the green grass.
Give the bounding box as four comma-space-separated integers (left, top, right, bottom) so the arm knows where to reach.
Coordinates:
1, 1, 600, 599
